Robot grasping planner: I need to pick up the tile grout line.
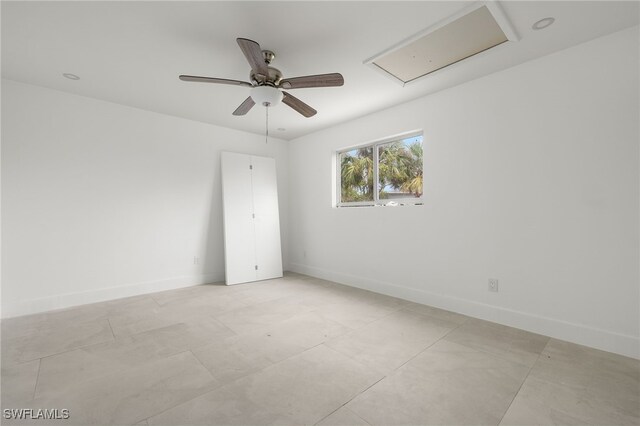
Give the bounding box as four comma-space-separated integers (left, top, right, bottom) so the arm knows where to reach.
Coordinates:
209, 316, 240, 338
319, 311, 469, 390
126, 349, 218, 424
496, 338, 550, 425
319, 313, 546, 426
185, 313, 347, 386
314, 375, 386, 426
327, 299, 415, 334
187, 349, 220, 382
149, 296, 163, 308
156, 340, 308, 423
23, 320, 200, 365
110, 321, 188, 341
244, 320, 369, 381
441, 338, 544, 371
107, 318, 116, 340
18, 334, 116, 365
347, 406, 373, 426
437, 320, 551, 370
31, 358, 42, 401
384, 317, 469, 374
320, 342, 382, 374
9, 316, 119, 364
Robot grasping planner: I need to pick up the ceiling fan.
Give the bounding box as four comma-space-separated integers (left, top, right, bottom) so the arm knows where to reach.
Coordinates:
179, 38, 344, 118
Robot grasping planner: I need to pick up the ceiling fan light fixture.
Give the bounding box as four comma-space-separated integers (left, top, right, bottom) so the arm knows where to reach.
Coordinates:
250, 86, 283, 107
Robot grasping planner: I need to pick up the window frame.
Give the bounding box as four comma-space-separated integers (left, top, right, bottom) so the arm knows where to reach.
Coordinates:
336, 130, 424, 208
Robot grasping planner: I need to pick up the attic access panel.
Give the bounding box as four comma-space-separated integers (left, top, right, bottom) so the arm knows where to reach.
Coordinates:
367, 3, 517, 85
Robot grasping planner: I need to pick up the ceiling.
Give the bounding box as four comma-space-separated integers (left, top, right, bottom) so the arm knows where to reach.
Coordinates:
2, 1, 638, 141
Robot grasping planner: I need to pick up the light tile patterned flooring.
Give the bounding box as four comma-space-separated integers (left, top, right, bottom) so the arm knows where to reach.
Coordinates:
1, 273, 638, 425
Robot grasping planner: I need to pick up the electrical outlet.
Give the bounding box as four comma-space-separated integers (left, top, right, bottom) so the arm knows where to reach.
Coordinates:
193, 256, 199, 265
303, 250, 307, 258
488, 278, 499, 292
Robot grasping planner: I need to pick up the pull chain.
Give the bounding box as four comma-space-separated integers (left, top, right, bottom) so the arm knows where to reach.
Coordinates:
265, 104, 269, 144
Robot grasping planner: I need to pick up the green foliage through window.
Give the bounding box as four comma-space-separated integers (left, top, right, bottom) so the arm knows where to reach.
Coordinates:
340, 147, 374, 202
339, 134, 423, 204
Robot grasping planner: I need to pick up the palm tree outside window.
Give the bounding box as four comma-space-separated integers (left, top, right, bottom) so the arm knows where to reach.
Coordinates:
338, 132, 423, 206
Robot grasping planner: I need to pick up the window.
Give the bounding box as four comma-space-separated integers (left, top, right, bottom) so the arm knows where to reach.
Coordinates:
337, 132, 423, 206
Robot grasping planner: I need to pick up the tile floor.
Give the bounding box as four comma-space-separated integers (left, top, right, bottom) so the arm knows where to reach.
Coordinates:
1, 273, 638, 425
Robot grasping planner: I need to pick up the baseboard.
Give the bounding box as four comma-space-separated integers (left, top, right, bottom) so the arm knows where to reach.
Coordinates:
1, 273, 224, 319
290, 262, 640, 360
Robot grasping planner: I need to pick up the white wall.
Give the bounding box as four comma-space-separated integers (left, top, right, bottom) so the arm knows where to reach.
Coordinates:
1, 79, 289, 317
288, 26, 640, 358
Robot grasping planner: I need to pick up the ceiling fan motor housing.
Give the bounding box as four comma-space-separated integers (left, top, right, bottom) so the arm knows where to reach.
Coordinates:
248, 49, 281, 86
250, 66, 283, 87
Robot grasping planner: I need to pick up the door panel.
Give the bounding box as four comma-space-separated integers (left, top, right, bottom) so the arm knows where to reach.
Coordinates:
250, 155, 283, 281
221, 152, 257, 285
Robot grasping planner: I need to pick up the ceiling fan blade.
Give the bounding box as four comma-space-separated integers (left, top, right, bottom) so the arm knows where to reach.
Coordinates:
179, 75, 253, 87
236, 38, 269, 78
282, 92, 317, 118
279, 73, 344, 90
232, 96, 256, 116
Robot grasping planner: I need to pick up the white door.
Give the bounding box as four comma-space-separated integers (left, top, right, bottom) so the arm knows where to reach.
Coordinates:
251, 155, 283, 281
221, 152, 283, 285
221, 152, 257, 285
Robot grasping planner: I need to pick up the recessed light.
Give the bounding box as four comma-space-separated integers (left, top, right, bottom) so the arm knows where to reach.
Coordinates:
62, 73, 80, 80
532, 17, 555, 31
277, 128, 286, 131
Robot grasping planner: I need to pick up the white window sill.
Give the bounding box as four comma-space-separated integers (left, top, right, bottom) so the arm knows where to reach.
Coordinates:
336, 200, 423, 208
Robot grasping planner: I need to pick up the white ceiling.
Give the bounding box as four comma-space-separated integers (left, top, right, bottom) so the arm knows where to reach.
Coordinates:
2, 1, 638, 140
